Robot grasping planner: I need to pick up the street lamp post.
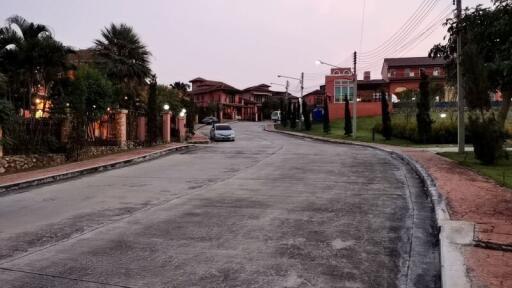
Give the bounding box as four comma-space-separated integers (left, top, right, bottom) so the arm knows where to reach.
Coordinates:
278, 74, 304, 129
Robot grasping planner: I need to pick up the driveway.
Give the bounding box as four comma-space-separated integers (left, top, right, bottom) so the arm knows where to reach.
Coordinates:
0, 122, 440, 287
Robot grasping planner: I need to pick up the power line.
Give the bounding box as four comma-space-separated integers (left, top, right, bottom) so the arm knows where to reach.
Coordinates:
359, 0, 438, 57
358, 6, 452, 72
358, 0, 440, 62
358, 4, 451, 66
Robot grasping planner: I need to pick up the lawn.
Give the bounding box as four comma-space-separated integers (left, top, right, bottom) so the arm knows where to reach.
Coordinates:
279, 116, 429, 147
439, 152, 512, 189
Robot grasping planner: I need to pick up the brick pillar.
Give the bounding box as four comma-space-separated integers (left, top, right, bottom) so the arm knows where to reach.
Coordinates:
115, 109, 128, 148
137, 116, 146, 143
0, 125, 3, 157
255, 106, 259, 122
162, 112, 171, 143
177, 116, 186, 142
60, 116, 71, 144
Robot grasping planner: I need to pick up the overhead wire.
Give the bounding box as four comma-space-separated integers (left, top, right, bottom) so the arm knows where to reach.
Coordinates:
359, 0, 439, 57
358, 0, 441, 63
358, 3, 452, 72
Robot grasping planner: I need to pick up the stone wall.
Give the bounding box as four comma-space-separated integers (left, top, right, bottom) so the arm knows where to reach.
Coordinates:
0, 154, 66, 174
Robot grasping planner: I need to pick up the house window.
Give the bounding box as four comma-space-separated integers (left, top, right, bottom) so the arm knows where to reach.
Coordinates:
334, 79, 354, 103
373, 92, 381, 102
405, 68, 414, 77
228, 95, 235, 103
433, 67, 440, 76
388, 69, 396, 78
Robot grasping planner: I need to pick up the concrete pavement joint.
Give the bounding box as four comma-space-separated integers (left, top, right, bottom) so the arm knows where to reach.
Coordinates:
265, 124, 473, 288
0, 267, 135, 288
0, 144, 193, 195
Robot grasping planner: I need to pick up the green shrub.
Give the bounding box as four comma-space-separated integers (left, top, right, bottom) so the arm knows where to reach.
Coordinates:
375, 114, 458, 144
467, 112, 505, 165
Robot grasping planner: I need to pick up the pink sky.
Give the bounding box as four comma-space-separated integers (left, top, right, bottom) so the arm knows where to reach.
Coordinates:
1, 0, 490, 94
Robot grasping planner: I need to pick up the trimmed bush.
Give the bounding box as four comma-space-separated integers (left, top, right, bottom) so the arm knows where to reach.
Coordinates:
375, 114, 458, 144
468, 112, 505, 165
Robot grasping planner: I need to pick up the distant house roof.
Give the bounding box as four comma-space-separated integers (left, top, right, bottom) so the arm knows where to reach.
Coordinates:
303, 89, 324, 98
188, 77, 239, 95
190, 77, 207, 82
271, 91, 298, 99
243, 84, 272, 92
383, 57, 446, 67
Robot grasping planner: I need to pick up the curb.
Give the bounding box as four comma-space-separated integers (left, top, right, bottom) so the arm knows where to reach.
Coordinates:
0, 144, 193, 194
264, 125, 473, 288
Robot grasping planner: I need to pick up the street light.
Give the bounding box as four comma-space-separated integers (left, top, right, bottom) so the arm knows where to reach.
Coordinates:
277, 74, 304, 128
179, 108, 186, 117
163, 104, 170, 111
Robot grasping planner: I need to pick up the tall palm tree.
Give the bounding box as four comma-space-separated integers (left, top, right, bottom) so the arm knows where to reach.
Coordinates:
94, 23, 152, 141
94, 23, 151, 105
0, 15, 71, 111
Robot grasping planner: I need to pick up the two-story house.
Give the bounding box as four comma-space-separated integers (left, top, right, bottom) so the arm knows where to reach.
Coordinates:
382, 57, 447, 100
188, 77, 262, 121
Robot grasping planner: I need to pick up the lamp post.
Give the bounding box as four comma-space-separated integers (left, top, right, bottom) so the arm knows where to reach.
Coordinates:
316, 59, 358, 138
278, 74, 304, 128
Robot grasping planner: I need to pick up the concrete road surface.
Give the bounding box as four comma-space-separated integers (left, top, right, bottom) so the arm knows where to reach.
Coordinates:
0, 122, 440, 288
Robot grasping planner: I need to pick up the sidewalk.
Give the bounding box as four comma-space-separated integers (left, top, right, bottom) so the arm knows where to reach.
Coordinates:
402, 149, 512, 288
0, 143, 191, 193
266, 124, 512, 288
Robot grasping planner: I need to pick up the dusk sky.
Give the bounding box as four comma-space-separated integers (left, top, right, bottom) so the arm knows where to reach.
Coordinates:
1, 0, 490, 94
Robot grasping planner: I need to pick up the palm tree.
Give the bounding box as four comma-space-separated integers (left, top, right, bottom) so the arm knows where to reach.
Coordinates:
94, 23, 152, 141
94, 23, 152, 105
0, 15, 71, 111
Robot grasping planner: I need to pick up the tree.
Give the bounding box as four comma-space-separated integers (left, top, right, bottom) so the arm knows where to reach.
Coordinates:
429, 0, 512, 130
94, 23, 152, 140
416, 70, 433, 143
302, 98, 311, 131
289, 100, 296, 129
323, 96, 330, 134
381, 90, 392, 140
0, 15, 72, 111
66, 67, 113, 158
343, 96, 352, 136
157, 84, 181, 113
170, 81, 190, 95
279, 97, 288, 127
147, 75, 158, 145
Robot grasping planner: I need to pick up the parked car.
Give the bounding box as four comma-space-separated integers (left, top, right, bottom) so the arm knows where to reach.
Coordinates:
201, 116, 219, 125
271, 111, 281, 122
210, 124, 235, 141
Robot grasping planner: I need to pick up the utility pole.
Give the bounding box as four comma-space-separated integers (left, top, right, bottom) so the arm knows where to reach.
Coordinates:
300, 72, 304, 129
353, 51, 358, 139
456, 0, 465, 153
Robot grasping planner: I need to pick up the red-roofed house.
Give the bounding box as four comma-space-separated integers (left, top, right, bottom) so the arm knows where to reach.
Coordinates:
188, 77, 261, 121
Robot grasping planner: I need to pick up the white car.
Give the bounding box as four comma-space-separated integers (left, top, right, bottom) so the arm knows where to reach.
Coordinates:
271, 111, 281, 122
210, 124, 235, 141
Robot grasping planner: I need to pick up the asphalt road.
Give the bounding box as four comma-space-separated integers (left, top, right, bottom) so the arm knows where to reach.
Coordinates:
0, 122, 440, 288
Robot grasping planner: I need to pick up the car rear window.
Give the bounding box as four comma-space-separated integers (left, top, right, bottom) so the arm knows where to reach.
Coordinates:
216, 125, 232, 131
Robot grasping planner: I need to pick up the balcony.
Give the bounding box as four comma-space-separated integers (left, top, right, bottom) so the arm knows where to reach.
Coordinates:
387, 71, 445, 80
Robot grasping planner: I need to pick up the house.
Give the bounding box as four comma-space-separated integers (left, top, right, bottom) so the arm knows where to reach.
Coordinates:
188, 77, 261, 122
319, 67, 388, 119
382, 57, 447, 100
309, 56, 449, 120
302, 86, 325, 107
